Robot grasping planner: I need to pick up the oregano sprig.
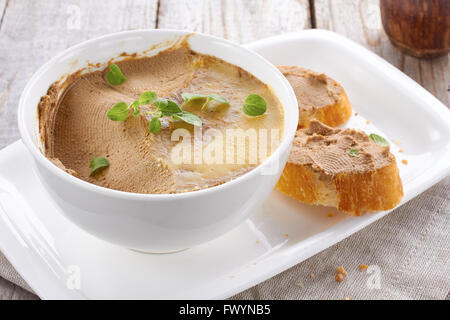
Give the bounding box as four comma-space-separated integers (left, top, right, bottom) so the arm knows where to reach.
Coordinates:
107, 102, 130, 121
107, 91, 157, 121
147, 98, 202, 133
106, 91, 202, 134
106, 64, 126, 85
89, 157, 109, 176
243, 94, 267, 117
369, 133, 389, 147
130, 101, 140, 117
182, 93, 229, 111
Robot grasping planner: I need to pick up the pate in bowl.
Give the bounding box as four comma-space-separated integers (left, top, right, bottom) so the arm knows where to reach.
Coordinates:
18, 30, 298, 252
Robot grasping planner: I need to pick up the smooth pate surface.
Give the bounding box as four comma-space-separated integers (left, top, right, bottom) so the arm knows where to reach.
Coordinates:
277, 65, 342, 111
38, 46, 284, 194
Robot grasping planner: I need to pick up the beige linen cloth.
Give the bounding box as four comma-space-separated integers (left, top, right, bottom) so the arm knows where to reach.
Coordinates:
1, 177, 449, 300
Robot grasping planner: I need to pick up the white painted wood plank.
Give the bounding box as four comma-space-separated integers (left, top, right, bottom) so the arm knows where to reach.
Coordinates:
314, 0, 449, 106
0, 0, 311, 301
0, 0, 159, 149
0, 0, 158, 300
158, 0, 311, 43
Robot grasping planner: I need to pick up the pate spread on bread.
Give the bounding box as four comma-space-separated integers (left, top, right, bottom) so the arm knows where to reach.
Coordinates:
276, 120, 403, 216
278, 66, 352, 128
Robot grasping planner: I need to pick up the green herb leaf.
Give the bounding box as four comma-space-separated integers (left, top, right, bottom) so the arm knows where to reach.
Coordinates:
164, 100, 183, 115
243, 94, 267, 117
182, 93, 207, 102
208, 93, 229, 105
107, 102, 130, 121
89, 157, 109, 176
106, 64, 126, 85
139, 91, 157, 105
154, 98, 183, 116
369, 133, 389, 147
152, 110, 163, 118
149, 117, 162, 133
201, 97, 213, 111
182, 92, 229, 110
153, 98, 168, 109
130, 101, 140, 117
349, 149, 358, 157
173, 111, 202, 127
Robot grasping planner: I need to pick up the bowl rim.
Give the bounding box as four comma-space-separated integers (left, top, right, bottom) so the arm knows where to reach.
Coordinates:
18, 29, 299, 201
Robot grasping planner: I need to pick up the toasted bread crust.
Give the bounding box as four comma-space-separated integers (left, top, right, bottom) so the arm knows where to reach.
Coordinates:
276, 121, 403, 216
276, 160, 403, 216
333, 161, 403, 215
276, 162, 337, 206
298, 90, 352, 128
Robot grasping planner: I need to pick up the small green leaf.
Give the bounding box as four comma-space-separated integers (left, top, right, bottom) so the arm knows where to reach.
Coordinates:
154, 98, 182, 116
153, 98, 169, 109
182, 92, 229, 110
149, 117, 162, 133
182, 93, 206, 102
243, 94, 267, 117
173, 111, 202, 127
369, 134, 389, 147
201, 97, 213, 111
349, 149, 358, 157
106, 64, 126, 85
107, 102, 129, 121
208, 93, 229, 105
130, 101, 140, 117
165, 100, 183, 115
89, 157, 109, 176
139, 91, 157, 105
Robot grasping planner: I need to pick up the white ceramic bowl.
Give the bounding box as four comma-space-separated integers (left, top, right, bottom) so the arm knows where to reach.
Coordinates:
18, 30, 298, 252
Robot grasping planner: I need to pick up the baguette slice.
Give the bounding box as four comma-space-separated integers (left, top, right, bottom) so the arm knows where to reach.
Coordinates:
278, 66, 352, 128
276, 121, 403, 216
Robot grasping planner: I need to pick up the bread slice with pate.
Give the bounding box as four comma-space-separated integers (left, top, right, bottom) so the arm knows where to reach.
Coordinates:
276, 120, 403, 216
278, 66, 352, 128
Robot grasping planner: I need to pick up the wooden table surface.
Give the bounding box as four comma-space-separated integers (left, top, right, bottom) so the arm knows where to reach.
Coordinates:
0, 0, 448, 300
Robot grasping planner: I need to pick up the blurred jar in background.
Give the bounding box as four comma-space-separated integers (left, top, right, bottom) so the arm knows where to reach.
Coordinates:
380, 0, 449, 58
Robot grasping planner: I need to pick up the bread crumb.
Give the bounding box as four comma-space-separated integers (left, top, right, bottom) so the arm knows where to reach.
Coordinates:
334, 273, 345, 282
285, 233, 289, 237
398, 148, 404, 153
327, 213, 334, 218
366, 120, 371, 124
336, 266, 347, 275
360, 264, 369, 271
296, 282, 303, 288
402, 159, 408, 165
335, 273, 345, 282
393, 139, 401, 146
335, 266, 347, 282
310, 273, 315, 279
354, 112, 358, 116
255, 240, 260, 244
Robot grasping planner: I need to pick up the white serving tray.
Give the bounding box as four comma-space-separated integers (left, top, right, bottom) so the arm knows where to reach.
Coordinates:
0, 30, 449, 299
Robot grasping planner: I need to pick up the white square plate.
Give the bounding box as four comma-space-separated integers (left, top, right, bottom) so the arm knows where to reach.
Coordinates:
0, 30, 449, 299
